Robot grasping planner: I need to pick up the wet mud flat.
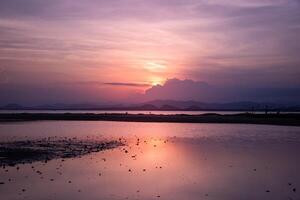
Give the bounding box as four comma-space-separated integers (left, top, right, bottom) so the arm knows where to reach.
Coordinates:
0, 138, 123, 167
0, 133, 299, 200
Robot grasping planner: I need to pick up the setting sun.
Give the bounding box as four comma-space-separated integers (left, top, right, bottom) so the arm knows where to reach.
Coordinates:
149, 76, 164, 86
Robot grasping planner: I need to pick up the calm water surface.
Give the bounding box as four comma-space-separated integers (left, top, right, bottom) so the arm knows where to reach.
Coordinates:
0, 121, 300, 200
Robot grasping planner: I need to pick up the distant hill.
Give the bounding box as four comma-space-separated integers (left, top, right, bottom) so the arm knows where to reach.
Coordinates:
0, 100, 300, 112
136, 100, 300, 111
0, 103, 25, 110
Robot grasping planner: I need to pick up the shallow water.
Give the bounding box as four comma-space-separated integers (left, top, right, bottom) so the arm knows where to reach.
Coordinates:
0, 121, 300, 200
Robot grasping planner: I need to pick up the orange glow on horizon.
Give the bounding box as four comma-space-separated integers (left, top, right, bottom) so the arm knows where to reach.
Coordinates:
149, 76, 164, 86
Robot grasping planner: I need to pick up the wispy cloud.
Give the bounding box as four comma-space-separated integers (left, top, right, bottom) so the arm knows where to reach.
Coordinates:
0, 0, 299, 104
103, 82, 151, 87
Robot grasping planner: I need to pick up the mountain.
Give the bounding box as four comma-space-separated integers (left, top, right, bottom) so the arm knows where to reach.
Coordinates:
0, 103, 25, 110
0, 100, 299, 111
136, 100, 300, 111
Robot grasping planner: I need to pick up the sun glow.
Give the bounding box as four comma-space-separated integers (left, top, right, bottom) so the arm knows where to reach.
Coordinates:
150, 76, 164, 86
144, 62, 167, 72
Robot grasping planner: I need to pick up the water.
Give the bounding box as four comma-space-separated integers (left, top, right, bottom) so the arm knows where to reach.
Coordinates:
0, 121, 300, 200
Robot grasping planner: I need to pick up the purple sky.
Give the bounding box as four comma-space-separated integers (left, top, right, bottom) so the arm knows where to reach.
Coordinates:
0, 0, 300, 105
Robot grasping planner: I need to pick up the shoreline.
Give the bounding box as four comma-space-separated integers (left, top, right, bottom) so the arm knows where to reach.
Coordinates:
0, 113, 300, 126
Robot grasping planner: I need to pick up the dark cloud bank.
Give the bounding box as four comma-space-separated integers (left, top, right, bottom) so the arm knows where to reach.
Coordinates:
142, 78, 300, 104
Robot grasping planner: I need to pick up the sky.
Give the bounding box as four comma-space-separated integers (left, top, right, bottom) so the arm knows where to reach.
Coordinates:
0, 0, 300, 105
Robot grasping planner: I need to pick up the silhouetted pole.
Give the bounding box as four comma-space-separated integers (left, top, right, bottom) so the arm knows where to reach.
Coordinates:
265, 105, 268, 115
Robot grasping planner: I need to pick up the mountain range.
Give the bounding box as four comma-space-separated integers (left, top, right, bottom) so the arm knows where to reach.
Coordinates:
1, 100, 300, 112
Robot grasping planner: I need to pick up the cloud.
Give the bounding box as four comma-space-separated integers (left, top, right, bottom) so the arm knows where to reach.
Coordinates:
142, 78, 300, 104
103, 82, 151, 87
143, 78, 215, 101
0, 0, 299, 105
0, 70, 9, 84
1, 0, 299, 63
75, 81, 151, 87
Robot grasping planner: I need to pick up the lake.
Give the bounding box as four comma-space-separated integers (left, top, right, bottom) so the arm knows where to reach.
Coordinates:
0, 121, 300, 200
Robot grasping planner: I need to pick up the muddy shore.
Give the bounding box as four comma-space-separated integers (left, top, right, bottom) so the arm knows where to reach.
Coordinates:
0, 138, 123, 166
0, 113, 300, 126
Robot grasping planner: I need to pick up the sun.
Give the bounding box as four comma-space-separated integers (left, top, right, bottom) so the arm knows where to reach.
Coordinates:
150, 76, 164, 86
